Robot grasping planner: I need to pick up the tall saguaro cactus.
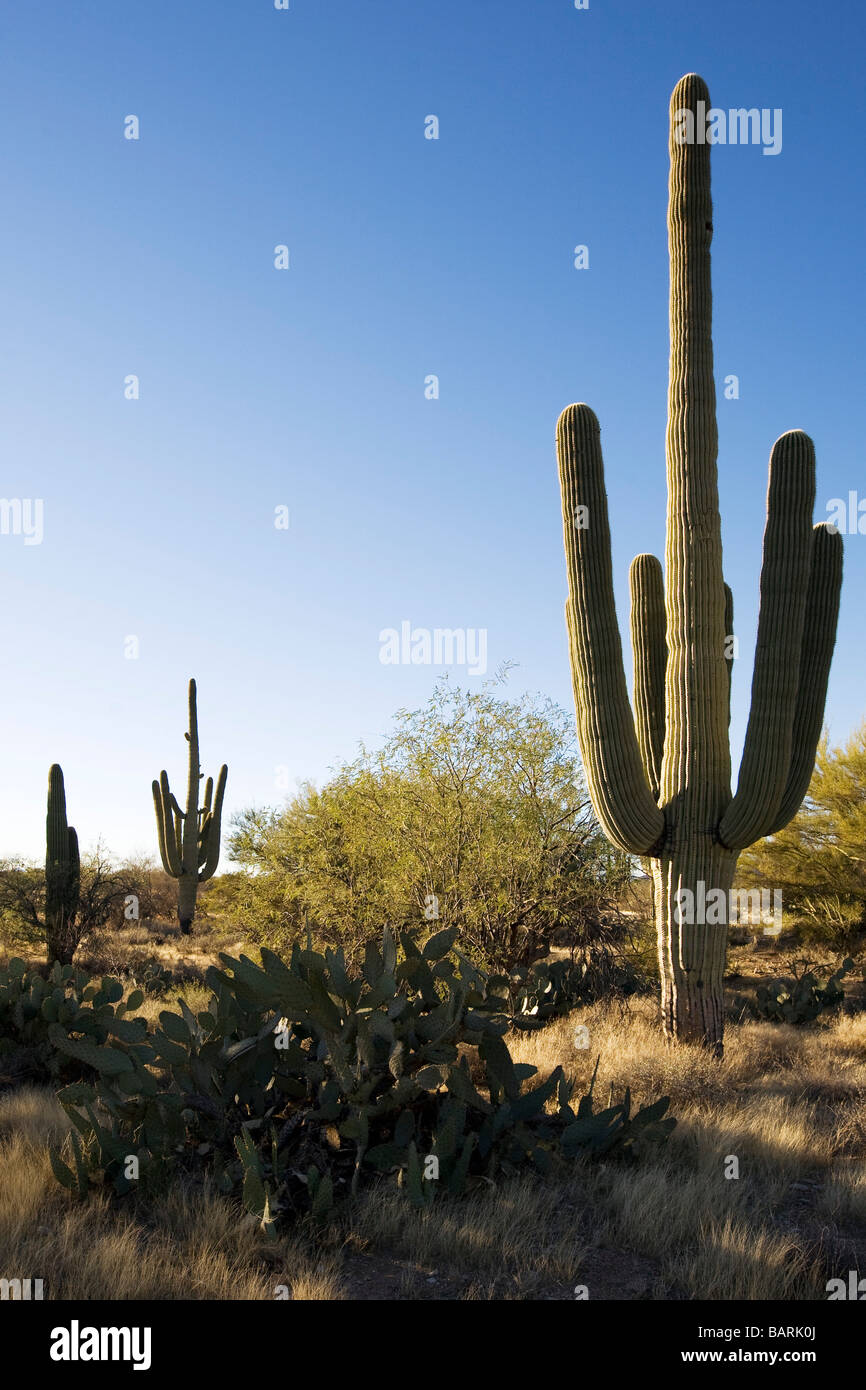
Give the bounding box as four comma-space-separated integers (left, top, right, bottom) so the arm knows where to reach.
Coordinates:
556, 75, 843, 1052
152, 679, 227, 936
45, 764, 81, 966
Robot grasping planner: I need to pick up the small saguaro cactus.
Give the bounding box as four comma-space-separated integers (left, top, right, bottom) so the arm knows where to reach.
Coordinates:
45, 764, 81, 966
555, 74, 843, 1053
152, 679, 227, 935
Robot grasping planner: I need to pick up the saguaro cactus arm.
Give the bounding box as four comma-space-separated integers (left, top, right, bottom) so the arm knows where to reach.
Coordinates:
152, 773, 182, 876
629, 553, 667, 803
557, 404, 664, 854
723, 583, 734, 720
67, 828, 80, 905
766, 522, 843, 834
198, 762, 227, 881
719, 431, 818, 850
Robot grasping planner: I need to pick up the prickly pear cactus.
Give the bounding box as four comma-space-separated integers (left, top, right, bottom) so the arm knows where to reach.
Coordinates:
754, 957, 853, 1024
45, 927, 676, 1227
0, 957, 145, 1085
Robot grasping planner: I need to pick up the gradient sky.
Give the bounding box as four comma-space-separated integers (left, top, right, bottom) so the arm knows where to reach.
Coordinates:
1, 0, 863, 863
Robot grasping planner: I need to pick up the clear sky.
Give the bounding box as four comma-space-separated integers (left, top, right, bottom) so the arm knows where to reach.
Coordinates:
1, 0, 863, 863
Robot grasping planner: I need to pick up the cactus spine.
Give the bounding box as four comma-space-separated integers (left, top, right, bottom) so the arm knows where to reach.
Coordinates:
45, 764, 81, 966
556, 75, 843, 1052
152, 679, 227, 935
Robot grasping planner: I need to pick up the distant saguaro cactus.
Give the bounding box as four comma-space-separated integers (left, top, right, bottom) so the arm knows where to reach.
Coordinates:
45, 764, 80, 966
152, 679, 227, 935
556, 74, 843, 1053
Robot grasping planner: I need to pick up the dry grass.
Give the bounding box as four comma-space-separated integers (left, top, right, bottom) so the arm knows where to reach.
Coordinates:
1, 985, 864, 1300
75, 922, 242, 989
337, 997, 865, 1300
347, 1169, 589, 1286
0, 1087, 341, 1301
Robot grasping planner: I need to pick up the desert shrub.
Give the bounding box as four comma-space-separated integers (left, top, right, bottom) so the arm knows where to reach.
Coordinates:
45, 927, 675, 1232
229, 681, 631, 973
0, 852, 177, 965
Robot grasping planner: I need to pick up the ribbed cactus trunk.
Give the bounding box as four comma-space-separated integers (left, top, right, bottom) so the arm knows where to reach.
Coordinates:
656, 74, 733, 1048
45, 764, 81, 966
556, 75, 843, 1054
652, 847, 736, 1048
153, 679, 227, 937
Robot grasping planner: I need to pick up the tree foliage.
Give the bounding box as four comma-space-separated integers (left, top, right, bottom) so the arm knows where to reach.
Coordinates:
229, 681, 630, 971
737, 722, 866, 941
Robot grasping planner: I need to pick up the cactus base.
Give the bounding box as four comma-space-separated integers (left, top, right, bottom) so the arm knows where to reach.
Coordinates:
653, 846, 737, 1052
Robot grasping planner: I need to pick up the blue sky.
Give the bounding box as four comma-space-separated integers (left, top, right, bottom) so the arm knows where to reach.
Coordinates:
1, 0, 863, 862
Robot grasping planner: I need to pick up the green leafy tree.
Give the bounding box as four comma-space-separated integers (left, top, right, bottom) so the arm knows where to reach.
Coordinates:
229, 680, 629, 971
737, 721, 866, 941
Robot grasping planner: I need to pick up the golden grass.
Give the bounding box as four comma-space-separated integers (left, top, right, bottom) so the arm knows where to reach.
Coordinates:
0, 1088, 340, 1301
1, 992, 863, 1300
320, 996, 864, 1300
133, 982, 213, 1028
347, 1169, 589, 1285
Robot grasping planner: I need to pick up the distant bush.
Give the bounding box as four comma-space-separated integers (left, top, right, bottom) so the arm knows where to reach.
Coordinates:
0, 851, 177, 964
